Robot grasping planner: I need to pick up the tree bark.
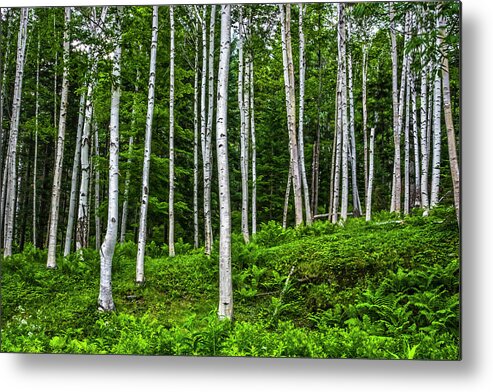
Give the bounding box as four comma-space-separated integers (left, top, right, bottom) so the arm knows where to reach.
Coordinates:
419, 12, 429, 211
411, 73, 421, 207
238, 7, 250, 243
47, 7, 71, 268
279, 4, 303, 226
430, 63, 442, 208
404, 70, 411, 215
94, 121, 101, 250
216, 4, 233, 320
439, 18, 460, 223
346, 13, 361, 218
3, 7, 28, 257
120, 71, 139, 244
64, 91, 85, 255
193, 36, 199, 249
362, 44, 369, 211
365, 127, 375, 221
168, 5, 175, 257
298, 4, 312, 225
98, 6, 122, 312
136, 5, 158, 284
250, 55, 257, 235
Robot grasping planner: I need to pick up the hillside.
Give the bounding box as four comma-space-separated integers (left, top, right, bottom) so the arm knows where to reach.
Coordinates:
1, 207, 459, 359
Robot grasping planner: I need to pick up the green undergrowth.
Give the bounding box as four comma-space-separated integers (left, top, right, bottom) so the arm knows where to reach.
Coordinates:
1, 206, 460, 359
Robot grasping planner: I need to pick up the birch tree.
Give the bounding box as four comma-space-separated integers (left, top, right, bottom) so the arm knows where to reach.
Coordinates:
279, 4, 303, 226
419, 9, 430, 211
169, 5, 175, 257
136, 5, 158, 284
366, 126, 375, 221
76, 7, 108, 252
389, 4, 401, 213
346, 11, 361, 218
338, 3, 349, 221
238, 6, 250, 243
64, 92, 85, 255
94, 121, 101, 250
120, 76, 138, 243
193, 37, 199, 249
3, 7, 28, 258
98, 6, 122, 312
47, 7, 71, 268
250, 56, 257, 235
439, 14, 460, 222
430, 63, 442, 208
411, 73, 421, 208
298, 3, 312, 225
216, 4, 232, 320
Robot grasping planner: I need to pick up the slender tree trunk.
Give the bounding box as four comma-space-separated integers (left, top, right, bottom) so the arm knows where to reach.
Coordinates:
298, 4, 311, 225
430, 63, 442, 208
136, 5, 158, 284
366, 127, 375, 221
120, 73, 138, 243
311, 48, 322, 216
411, 73, 421, 207
440, 20, 460, 223
47, 7, 71, 268
338, 4, 349, 222
216, 4, 232, 320
331, 75, 342, 223
76, 7, 108, 252
279, 4, 303, 226
238, 7, 249, 243
64, 92, 85, 255
389, 4, 401, 213
199, 6, 212, 257
250, 56, 257, 235
168, 5, 175, 257
282, 163, 292, 229
346, 14, 361, 218
98, 6, 122, 312
404, 71, 411, 215
4, 8, 28, 257
33, 32, 40, 247
193, 38, 199, 249
94, 121, 101, 250
362, 44, 369, 210
420, 15, 429, 211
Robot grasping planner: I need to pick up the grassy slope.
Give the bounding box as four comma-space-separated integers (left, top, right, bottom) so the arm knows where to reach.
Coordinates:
0, 207, 460, 359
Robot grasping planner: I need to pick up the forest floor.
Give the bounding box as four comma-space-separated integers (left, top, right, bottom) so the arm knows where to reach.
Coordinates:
1, 207, 460, 359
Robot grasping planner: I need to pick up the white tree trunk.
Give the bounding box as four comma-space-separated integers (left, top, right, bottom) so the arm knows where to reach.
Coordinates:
411, 73, 421, 207
98, 6, 122, 312
362, 44, 369, 211
279, 4, 303, 226
238, 7, 249, 243
3, 7, 28, 257
136, 5, 158, 284
216, 4, 232, 320
346, 13, 361, 218
199, 6, 212, 256
404, 71, 411, 215
332, 75, 342, 223
430, 63, 442, 208
168, 5, 175, 257
365, 127, 375, 221
298, 4, 312, 225
282, 163, 292, 229
76, 7, 108, 252
64, 91, 85, 255
250, 57, 257, 235
120, 68, 139, 244
419, 18, 429, 211
339, 3, 349, 222
439, 19, 460, 223
94, 121, 101, 250
389, 4, 401, 213
47, 7, 71, 268
193, 38, 199, 249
